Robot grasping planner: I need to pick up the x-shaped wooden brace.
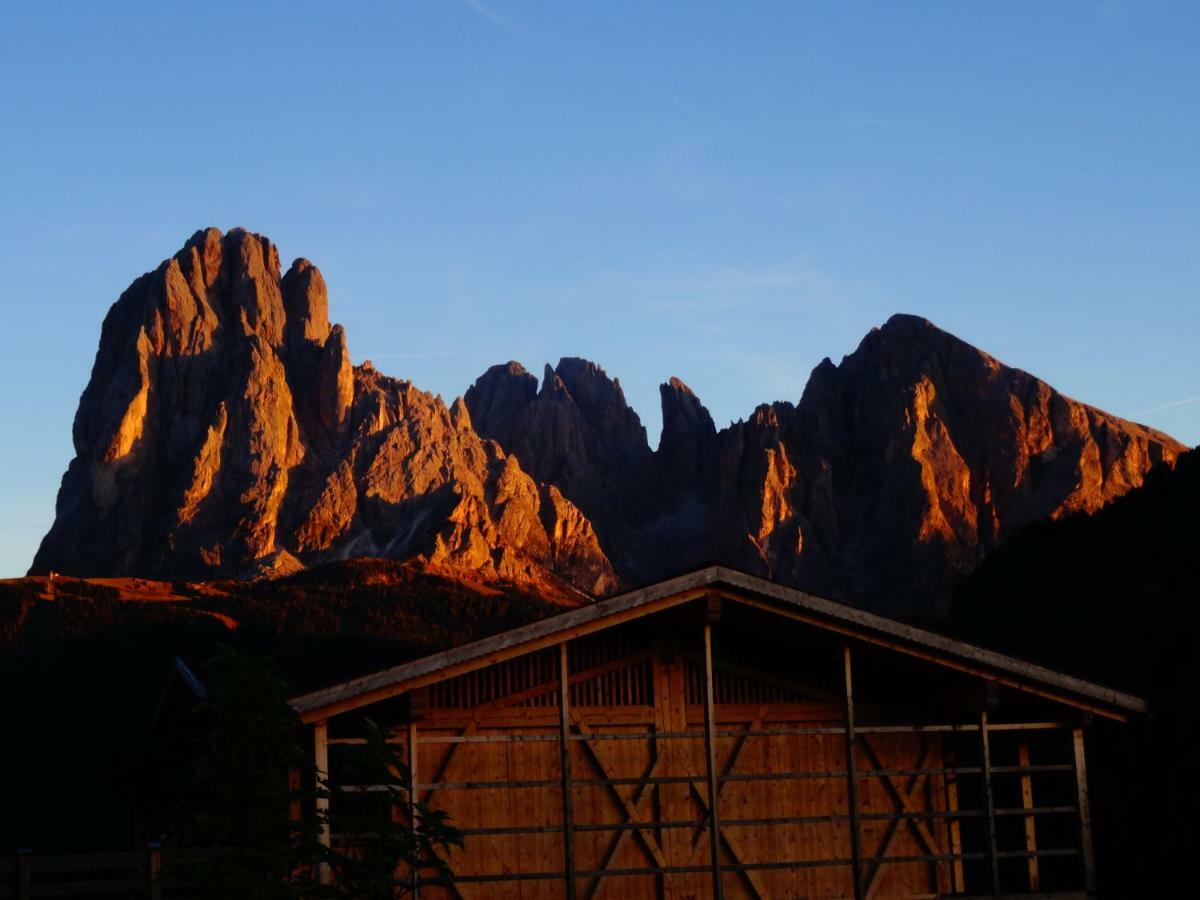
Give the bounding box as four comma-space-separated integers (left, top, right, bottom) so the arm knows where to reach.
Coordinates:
418, 650, 657, 811
679, 710, 771, 900
857, 735, 940, 898
416, 711, 483, 900
579, 711, 772, 900
416, 651, 658, 897
571, 711, 670, 900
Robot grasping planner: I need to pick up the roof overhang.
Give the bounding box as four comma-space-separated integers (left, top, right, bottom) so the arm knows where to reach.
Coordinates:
290, 566, 1146, 724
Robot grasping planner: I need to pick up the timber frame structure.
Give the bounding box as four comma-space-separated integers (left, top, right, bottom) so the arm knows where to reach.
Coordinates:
291, 567, 1143, 899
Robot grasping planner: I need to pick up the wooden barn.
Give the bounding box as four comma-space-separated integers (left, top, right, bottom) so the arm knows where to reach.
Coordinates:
290, 567, 1143, 899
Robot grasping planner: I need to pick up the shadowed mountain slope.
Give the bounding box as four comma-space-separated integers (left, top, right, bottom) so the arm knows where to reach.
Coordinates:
33, 229, 1184, 614
947, 448, 1200, 896
467, 315, 1183, 613
31, 229, 617, 599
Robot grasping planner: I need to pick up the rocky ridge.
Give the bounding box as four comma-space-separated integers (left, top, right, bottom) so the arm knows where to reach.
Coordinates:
462, 315, 1182, 613
33, 229, 1185, 614
32, 229, 617, 600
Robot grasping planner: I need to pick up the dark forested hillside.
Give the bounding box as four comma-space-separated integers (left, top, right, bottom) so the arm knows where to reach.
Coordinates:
949, 448, 1200, 896
0, 561, 564, 851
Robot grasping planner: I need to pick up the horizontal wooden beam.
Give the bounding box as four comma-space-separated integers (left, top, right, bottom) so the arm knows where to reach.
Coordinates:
293, 579, 713, 721
294, 566, 1144, 723
726, 592, 1137, 721
330, 718, 1074, 746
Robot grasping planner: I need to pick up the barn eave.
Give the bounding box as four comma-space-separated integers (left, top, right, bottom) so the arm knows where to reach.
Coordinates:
289, 566, 1145, 723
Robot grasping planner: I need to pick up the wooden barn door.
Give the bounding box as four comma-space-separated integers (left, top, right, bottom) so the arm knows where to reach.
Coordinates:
395, 623, 956, 898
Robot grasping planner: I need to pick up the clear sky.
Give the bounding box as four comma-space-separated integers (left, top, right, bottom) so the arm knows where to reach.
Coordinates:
1, 2, 1197, 577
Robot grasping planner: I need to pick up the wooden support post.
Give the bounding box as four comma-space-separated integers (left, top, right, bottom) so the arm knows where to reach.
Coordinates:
147, 842, 162, 900
1018, 738, 1040, 891
1072, 728, 1096, 895
841, 645, 864, 900
701, 621, 724, 899
314, 720, 332, 885
944, 747, 965, 893
979, 711, 1000, 897
16, 848, 31, 900
652, 648, 679, 900
558, 642, 578, 900
409, 718, 420, 898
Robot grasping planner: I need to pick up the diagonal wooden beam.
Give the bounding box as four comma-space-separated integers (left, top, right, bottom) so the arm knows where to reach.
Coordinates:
862, 738, 933, 898
857, 737, 941, 856
684, 781, 769, 899
426, 650, 655, 900
416, 718, 475, 900
688, 708, 766, 851
571, 712, 670, 868
653, 699, 770, 898
418, 714, 480, 807
675, 744, 769, 900
583, 753, 664, 900
417, 651, 653, 806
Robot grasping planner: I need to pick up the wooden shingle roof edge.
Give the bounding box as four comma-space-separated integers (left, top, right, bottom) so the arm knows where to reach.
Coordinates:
289, 565, 1147, 722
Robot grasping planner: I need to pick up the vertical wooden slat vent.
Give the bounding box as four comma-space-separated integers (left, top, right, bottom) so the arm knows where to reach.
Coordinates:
429, 647, 560, 708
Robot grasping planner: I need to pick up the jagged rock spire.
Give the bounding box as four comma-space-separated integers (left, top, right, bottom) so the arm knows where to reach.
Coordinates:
32, 232, 1185, 613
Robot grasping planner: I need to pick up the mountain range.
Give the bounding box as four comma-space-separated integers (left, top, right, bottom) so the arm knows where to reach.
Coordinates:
30, 228, 1185, 614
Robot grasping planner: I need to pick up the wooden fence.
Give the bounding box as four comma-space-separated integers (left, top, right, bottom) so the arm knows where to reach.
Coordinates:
0, 845, 162, 900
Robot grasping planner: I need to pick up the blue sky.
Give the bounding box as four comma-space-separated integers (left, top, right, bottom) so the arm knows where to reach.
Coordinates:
1, 1, 1197, 576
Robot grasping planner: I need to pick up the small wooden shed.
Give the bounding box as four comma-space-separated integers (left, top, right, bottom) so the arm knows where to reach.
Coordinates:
291, 567, 1143, 899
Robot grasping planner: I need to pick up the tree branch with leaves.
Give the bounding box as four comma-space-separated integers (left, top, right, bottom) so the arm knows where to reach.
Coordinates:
166, 645, 461, 899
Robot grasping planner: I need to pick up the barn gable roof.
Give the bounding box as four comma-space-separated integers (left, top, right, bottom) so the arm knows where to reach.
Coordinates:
290, 566, 1145, 722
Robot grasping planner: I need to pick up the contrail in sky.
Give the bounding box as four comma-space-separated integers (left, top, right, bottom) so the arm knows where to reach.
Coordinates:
459, 0, 521, 35
1134, 395, 1200, 416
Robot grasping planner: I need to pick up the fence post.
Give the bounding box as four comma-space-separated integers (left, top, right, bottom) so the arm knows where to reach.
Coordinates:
841, 646, 864, 900
147, 842, 163, 900
16, 849, 32, 900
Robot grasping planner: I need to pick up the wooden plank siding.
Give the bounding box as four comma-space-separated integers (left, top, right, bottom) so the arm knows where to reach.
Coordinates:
291, 567, 1144, 725
307, 583, 1117, 899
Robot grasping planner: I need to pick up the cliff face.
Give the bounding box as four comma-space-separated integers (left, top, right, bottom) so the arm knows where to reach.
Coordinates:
712, 315, 1184, 612
463, 317, 1183, 614
943, 450, 1200, 898
33, 230, 1185, 614
31, 229, 618, 599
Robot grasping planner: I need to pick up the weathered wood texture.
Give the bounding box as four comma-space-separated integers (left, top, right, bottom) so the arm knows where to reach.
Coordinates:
314, 719, 332, 886
291, 567, 1145, 723
379, 629, 962, 898
318, 616, 1095, 899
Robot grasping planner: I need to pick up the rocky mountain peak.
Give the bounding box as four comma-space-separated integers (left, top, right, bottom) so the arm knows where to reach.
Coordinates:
658, 377, 719, 496
539, 363, 563, 396
32, 230, 618, 599
282, 258, 332, 347
552, 358, 639, 426
658, 376, 713, 435
31, 231, 1186, 615
464, 362, 539, 448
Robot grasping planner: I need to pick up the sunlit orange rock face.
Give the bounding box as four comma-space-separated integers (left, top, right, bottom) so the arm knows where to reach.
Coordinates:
33, 230, 1184, 614
704, 316, 1185, 613
466, 327, 1183, 615
32, 229, 618, 599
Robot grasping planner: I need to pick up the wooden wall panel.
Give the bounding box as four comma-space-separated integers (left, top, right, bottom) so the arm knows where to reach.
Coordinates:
369, 631, 961, 898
